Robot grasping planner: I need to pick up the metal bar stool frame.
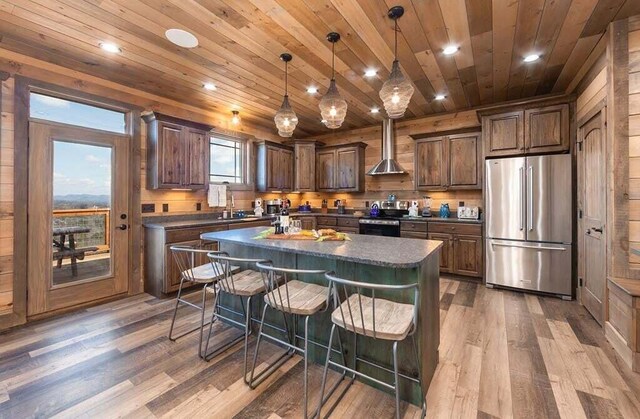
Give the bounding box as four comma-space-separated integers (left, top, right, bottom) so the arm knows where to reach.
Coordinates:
202, 252, 275, 384
168, 245, 219, 358
248, 262, 349, 419
315, 271, 426, 419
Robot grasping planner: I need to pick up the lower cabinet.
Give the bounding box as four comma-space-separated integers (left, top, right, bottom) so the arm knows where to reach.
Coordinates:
164, 239, 219, 292
428, 222, 483, 278
298, 217, 316, 231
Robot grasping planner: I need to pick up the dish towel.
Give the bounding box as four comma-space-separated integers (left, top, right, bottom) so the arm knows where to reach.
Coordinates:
208, 185, 227, 208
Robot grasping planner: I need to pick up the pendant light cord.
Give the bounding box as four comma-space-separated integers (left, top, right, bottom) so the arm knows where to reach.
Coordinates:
332, 41, 336, 80
394, 19, 398, 61
284, 60, 288, 96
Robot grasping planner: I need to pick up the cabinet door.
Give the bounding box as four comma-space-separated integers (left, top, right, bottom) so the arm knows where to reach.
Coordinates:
416, 138, 447, 189
300, 217, 316, 231
525, 104, 569, 153
453, 235, 483, 277
265, 146, 280, 190
428, 233, 453, 273
316, 149, 336, 191
295, 144, 315, 191
483, 111, 524, 157
184, 128, 209, 189
164, 240, 219, 293
336, 147, 358, 190
448, 133, 481, 189
280, 148, 294, 191
158, 122, 183, 187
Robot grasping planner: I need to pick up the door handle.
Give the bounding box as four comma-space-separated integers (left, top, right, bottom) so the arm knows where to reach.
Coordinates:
586, 230, 591, 235
527, 165, 533, 231
592, 227, 603, 233
491, 242, 566, 251
519, 166, 525, 231
118, 224, 128, 230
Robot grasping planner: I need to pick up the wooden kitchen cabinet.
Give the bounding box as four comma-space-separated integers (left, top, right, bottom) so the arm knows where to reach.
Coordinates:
429, 222, 483, 278
413, 132, 481, 191
299, 217, 316, 230
256, 141, 294, 192
481, 110, 524, 157
143, 112, 211, 190
164, 239, 219, 291
316, 143, 366, 192
481, 102, 570, 158
292, 141, 317, 192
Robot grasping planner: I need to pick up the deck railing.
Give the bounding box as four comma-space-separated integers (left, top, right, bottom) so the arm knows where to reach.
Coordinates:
53, 208, 110, 252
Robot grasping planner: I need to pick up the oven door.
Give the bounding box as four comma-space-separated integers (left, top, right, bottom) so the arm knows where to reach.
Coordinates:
359, 220, 401, 237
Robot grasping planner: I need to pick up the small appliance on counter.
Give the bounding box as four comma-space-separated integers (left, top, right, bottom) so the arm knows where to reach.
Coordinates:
421, 196, 432, 217
337, 199, 346, 215
266, 199, 282, 215
369, 203, 380, 218
408, 201, 419, 217
457, 205, 480, 220
298, 201, 312, 213
439, 203, 451, 218
254, 198, 264, 217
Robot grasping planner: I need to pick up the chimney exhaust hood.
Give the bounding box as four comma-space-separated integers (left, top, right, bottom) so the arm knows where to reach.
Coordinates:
366, 118, 406, 176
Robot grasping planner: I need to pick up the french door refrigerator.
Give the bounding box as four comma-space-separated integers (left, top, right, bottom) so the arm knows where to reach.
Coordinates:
485, 154, 572, 298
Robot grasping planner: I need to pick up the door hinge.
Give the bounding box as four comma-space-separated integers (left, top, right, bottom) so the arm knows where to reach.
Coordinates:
578, 209, 583, 219
577, 141, 582, 151
579, 277, 583, 287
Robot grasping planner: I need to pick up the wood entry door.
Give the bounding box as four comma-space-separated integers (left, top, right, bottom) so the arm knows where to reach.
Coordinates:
27, 121, 130, 316
577, 109, 606, 325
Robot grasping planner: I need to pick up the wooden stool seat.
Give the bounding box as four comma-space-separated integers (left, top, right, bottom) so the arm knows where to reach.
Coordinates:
264, 280, 328, 315
223, 269, 269, 297
183, 262, 239, 283
331, 294, 415, 341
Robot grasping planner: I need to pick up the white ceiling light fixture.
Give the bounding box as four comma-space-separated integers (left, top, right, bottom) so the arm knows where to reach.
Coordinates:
319, 32, 348, 129
524, 54, 540, 63
307, 86, 318, 94
434, 94, 446, 101
443, 45, 459, 55
231, 110, 241, 125
99, 42, 121, 53
203, 83, 217, 91
165, 29, 199, 48
371, 107, 380, 113
274, 53, 299, 138
379, 6, 414, 119
364, 69, 377, 77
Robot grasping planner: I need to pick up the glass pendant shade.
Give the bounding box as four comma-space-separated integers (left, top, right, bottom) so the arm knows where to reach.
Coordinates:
380, 60, 414, 119
319, 79, 347, 129
274, 95, 298, 137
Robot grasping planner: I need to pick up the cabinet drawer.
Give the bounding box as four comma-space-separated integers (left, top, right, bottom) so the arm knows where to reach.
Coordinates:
336, 227, 358, 234
401, 221, 428, 232
316, 216, 337, 227
337, 217, 359, 228
428, 222, 482, 236
401, 231, 428, 239
228, 220, 272, 230
166, 225, 227, 244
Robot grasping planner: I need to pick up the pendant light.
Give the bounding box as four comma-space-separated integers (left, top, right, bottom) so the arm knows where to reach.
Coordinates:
379, 6, 414, 119
274, 53, 298, 137
319, 32, 347, 129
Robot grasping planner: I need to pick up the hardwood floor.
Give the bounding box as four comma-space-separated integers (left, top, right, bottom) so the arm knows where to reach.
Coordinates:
1, 278, 639, 418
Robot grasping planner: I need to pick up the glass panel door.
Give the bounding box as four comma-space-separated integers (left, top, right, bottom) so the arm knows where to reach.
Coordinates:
52, 141, 113, 286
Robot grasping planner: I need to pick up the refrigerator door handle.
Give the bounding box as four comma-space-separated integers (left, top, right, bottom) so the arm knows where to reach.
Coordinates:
519, 166, 525, 231
491, 242, 567, 251
527, 165, 534, 231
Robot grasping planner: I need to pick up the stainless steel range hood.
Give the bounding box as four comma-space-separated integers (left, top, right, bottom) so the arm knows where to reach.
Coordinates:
367, 118, 406, 175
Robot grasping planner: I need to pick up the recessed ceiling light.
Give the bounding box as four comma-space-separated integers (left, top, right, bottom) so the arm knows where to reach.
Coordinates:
443, 45, 459, 55
524, 54, 540, 63
99, 42, 121, 53
203, 83, 216, 91
307, 86, 318, 94
165, 29, 199, 48
434, 94, 446, 101
364, 69, 377, 77
321, 119, 327, 124
370, 107, 380, 113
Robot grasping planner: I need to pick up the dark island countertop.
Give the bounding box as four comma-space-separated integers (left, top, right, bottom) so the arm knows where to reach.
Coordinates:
200, 226, 443, 269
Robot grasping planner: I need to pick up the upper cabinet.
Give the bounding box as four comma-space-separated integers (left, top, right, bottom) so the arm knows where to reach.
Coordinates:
256, 141, 294, 192
143, 113, 211, 190
481, 102, 570, 158
289, 140, 318, 192
413, 132, 482, 191
316, 143, 366, 192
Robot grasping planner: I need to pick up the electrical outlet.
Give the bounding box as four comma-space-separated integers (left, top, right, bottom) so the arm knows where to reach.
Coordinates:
162, 203, 169, 212
196, 203, 202, 211
141, 203, 155, 213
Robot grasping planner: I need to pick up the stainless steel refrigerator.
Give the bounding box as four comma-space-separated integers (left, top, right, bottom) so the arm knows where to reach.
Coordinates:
485, 154, 572, 298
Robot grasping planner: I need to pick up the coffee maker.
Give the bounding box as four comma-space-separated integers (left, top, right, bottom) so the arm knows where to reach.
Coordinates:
265, 199, 282, 215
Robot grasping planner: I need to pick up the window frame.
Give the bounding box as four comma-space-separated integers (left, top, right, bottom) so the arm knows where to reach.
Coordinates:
208, 132, 253, 190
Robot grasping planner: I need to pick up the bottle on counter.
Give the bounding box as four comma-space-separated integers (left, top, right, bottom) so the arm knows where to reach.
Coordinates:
280, 200, 290, 234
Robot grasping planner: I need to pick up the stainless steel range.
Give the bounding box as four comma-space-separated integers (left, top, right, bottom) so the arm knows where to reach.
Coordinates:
359, 218, 401, 237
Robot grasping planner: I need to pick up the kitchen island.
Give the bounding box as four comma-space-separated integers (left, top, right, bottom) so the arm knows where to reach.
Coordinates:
200, 227, 442, 406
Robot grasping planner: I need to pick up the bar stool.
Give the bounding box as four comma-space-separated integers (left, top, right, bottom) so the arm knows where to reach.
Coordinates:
248, 262, 347, 419
203, 252, 271, 383
168, 245, 238, 358
316, 272, 426, 419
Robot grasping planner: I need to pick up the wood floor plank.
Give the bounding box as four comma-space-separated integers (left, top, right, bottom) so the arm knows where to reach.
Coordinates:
1, 282, 640, 418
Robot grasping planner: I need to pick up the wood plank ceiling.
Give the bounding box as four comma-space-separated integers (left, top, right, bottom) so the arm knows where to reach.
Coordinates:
0, 0, 638, 136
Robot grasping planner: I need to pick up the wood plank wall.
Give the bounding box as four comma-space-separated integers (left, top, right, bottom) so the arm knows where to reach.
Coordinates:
628, 16, 640, 266
291, 111, 483, 211
0, 78, 14, 316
